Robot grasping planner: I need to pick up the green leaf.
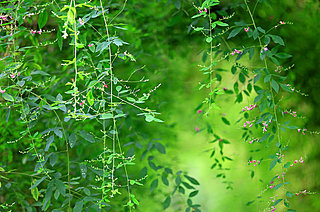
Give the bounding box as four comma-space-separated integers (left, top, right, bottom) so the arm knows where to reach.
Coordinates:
286, 191, 293, 198
127, 97, 136, 102
270, 158, 278, 170
67, 9, 75, 25
273, 199, 283, 206
264, 75, 271, 83
275, 53, 292, 59
163, 196, 171, 209
150, 179, 158, 193
56, 180, 66, 196
274, 183, 283, 190
221, 117, 230, 125
42, 182, 54, 211
131, 194, 139, 205
57, 30, 62, 51
228, 28, 242, 39
73, 200, 83, 212
260, 133, 270, 142
215, 21, 228, 27
284, 162, 291, 168
2, 93, 14, 102
253, 28, 259, 40
50, 153, 57, 167
161, 174, 169, 186
86, 90, 94, 106
271, 79, 279, 93
269, 34, 284, 46
236, 92, 243, 103
264, 35, 271, 45
30, 176, 47, 190
31, 182, 39, 201
286, 125, 299, 129
45, 135, 54, 152
100, 113, 113, 119
239, 72, 245, 83
280, 83, 293, 92
189, 190, 199, 197
69, 133, 77, 148
154, 142, 166, 154
231, 66, 237, 74
79, 130, 95, 143
206, 37, 213, 43
95, 41, 111, 55
38, 10, 49, 29
184, 175, 200, 185
83, 188, 91, 196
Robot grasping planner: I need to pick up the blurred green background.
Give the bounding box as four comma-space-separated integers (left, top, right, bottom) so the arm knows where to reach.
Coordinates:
124, 0, 320, 211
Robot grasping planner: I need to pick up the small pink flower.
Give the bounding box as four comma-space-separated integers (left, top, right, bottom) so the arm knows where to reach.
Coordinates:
244, 27, 250, 32
37, 29, 42, 35
88, 44, 93, 47
30, 29, 36, 34
298, 129, 301, 132
195, 126, 200, 132
0, 89, 5, 93
10, 74, 15, 78
197, 110, 202, 114
79, 18, 84, 25
204, 8, 207, 13
103, 82, 108, 88
280, 21, 285, 24
79, 100, 85, 106
199, 10, 203, 14
264, 47, 268, 51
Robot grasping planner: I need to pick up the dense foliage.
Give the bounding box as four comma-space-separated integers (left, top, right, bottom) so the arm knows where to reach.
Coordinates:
0, 0, 319, 211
